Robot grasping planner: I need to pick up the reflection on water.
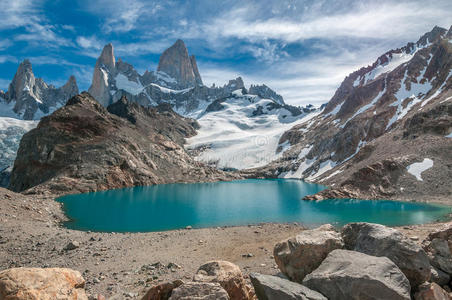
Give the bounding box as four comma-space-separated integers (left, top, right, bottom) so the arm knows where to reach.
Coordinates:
57, 179, 452, 232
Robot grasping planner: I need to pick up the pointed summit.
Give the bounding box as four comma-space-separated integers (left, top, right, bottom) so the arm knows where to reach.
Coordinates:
7, 59, 36, 101
98, 43, 116, 70
157, 39, 202, 88
417, 26, 447, 46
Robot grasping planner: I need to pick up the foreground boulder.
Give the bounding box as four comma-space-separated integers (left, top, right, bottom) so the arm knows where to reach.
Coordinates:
414, 282, 451, 300
303, 249, 411, 300
141, 280, 183, 300
342, 222, 430, 286
424, 238, 452, 275
168, 282, 229, 300
193, 261, 253, 300
274, 224, 343, 283
250, 273, 327, 300
429, 265, 451, 286
0, 267, 87, 300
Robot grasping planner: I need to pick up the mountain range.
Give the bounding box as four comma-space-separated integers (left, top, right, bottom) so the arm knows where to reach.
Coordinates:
1, 26, 451, 202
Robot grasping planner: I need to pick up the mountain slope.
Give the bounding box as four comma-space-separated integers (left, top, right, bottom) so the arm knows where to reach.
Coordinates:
0, 60, 78, 120
8, 92, 237, 194
251, 26, 452, 203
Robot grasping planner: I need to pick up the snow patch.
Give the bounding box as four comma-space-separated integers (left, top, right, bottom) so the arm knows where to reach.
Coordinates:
340, 88, 386, 128
323, 101, 344, 118
115, 74, 144, 95
406, 158, 433, 181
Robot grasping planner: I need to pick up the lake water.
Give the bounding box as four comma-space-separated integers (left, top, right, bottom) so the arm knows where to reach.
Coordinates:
57, 179, 452, 232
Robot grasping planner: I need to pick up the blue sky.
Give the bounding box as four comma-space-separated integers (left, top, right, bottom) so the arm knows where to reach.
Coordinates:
0, 0, 451, 106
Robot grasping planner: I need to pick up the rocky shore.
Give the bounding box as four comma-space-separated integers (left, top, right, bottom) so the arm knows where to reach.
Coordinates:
1, 187, 451, 299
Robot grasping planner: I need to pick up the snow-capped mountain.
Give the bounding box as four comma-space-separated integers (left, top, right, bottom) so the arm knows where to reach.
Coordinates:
254, 26, 452, 202
87, 40, 287, 117
0, 59, 79, 120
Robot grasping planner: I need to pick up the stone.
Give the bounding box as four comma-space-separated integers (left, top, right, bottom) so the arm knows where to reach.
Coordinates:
303, 249, 411, 300
342, 222, 431, 286
140, 280, 185, 299
168, 282, 229, 300
0, 267, 88, 300
426, 223, 452, 242
64, 240, 80, 250
193, 261, 253, 300
414, 282, 451, 300
250, 273, 327, 300
430, 265, 451, 286
273, 224, 344, 283
424, 238, 452, 275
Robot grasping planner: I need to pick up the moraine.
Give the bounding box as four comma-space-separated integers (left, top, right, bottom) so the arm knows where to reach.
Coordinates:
57, 179, 452, 232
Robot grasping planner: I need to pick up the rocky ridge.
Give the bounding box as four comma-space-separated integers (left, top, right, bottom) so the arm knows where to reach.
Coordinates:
0, 60, 79, 120
8, 92, 237, 194
87, 41, 291, 117
250, 26, 452, 203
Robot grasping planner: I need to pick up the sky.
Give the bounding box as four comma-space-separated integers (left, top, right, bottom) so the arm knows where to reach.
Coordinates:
0, 0, 451, 107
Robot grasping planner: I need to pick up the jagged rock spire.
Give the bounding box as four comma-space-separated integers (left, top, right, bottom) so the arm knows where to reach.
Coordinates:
98, 43, 115, 70
157, 39, 203, 87
88, 44, 116, 106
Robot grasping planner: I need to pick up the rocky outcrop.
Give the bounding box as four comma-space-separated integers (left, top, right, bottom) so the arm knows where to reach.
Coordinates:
157, 39, 202, 88
8, 92, 237, 194
273, 224, 344, 283
193, 261, 254, 300
0, 267, 87, 300
303, 249, 411, 300
342, 222, 431, 287
423, 223, 452, 281
249, 273, 327, 300
0, 60, 79, 120
249, 84, 284, 105
168, 282, 229, 300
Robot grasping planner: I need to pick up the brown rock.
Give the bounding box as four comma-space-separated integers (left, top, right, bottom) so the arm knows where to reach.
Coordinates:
141, 280, 183, 300
0, 267, 87, 300
414, 282, 451, 300
193, 261, 254, 300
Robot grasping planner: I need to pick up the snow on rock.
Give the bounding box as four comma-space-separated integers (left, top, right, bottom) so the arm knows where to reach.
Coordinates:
115, 74, 144, 95
340, 88, 386, 128
386, 69, 433, 130
445, 132, 452, 138
186, 96, 312, 170
307, 159, 337, 180
0, 117, 39, 169
280, 157, 317, 179
406, 158, 434, 181
323, 101, 344, 118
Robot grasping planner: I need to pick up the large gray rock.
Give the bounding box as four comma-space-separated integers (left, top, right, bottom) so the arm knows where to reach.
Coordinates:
274, 224, 344, 283
303, 249, 411, 300
250, 273, 327, 300
168, 282, 229, 300
424, 238, 452, 275
429, 265, 450, 286
342, 222, 431, 286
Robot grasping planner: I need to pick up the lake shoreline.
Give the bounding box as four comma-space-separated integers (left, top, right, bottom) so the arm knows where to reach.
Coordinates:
1, 186, 451, 298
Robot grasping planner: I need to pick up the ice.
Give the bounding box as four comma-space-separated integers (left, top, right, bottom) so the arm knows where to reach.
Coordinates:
406, 158, 433, 181
115, 74, 144, 95
186, 96, 314, 170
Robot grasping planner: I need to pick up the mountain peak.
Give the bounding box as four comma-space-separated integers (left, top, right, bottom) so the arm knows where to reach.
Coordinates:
98, 43, 115, 70
417, 25, 447, 46
157, 39, 202, 87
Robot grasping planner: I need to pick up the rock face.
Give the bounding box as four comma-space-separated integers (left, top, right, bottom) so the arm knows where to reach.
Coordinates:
303, 249, 411, 300
0, 267, 87, 300
249, 273, 327, 300
342, 222, 431, 287
273, 224, 344, 283
193, 261, 253, 300
87, 43, 288, 116
157, 39, 203, 88
256, 26, 452, 203
423, 223, 452, 279
414, 282, 451, 300
8, 92, 236, 194
0, 60, 78, 120
168, 282, 229, 300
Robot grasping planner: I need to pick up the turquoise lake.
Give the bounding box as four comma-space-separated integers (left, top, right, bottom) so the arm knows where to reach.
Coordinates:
57, 179, 452, 232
